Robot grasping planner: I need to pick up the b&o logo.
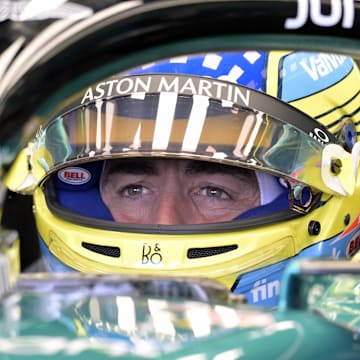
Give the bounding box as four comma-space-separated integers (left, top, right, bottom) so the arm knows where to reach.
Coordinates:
142, 243, 163, 264
285, 0, 355, 29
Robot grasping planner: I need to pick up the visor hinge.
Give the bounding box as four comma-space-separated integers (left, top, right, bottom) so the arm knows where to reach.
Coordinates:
289, 184, 320, 214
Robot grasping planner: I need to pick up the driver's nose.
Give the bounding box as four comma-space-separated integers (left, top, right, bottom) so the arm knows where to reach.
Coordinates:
152, 192, 189, 225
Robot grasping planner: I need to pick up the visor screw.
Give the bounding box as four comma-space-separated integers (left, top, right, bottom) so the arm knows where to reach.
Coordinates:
308, 220, 321, 236
344, 214, 350, 226
330, 158, 342, 175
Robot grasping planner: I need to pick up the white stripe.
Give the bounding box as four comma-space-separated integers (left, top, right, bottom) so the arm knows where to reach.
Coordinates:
132, 122, 142, 150
182, 95, 209, 152
243, 112, 263, 156
95, 100, 103, 150
152, 92, 177, 150
233, 112, 263, 158
103, 101, 115, 152
85, 107, 91, 153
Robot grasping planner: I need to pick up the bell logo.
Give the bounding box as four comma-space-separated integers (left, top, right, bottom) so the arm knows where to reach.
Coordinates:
58, 167, 91, 185
285, 0, 355, 29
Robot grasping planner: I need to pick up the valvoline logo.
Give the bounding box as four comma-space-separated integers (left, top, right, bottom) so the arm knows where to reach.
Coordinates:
58, 167, 91, 185
280, 52, 353, 102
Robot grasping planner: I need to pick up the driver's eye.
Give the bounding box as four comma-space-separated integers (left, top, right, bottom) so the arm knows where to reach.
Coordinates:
202, 186, 229, 199
207, 187, 222, 198
124, 184, 143, 196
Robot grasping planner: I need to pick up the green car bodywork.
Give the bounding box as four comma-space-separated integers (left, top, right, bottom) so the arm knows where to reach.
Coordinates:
0, 258, 360, 359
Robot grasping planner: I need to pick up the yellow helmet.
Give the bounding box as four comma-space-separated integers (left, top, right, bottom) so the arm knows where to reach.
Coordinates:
8, 50, 360, 307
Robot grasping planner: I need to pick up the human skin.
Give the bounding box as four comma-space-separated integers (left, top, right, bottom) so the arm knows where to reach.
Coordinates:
100, 158, 260, 225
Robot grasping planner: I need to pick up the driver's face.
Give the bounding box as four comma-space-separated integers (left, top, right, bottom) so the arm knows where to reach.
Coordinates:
100, 158, 260, 225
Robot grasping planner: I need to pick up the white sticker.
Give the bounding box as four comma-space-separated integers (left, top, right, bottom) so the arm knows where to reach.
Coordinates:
58, 167, 91, 185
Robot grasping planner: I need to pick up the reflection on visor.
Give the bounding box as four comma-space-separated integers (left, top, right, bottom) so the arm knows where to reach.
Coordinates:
31, 74, 332, 193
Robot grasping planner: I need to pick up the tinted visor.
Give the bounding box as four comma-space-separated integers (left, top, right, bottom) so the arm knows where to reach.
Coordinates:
31, 74, 332, 193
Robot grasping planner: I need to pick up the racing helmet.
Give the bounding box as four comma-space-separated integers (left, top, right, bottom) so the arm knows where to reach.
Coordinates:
8, 50, 360, 306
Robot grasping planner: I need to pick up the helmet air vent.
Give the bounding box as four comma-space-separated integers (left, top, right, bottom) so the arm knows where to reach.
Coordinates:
82, 242, 120, 257
187, 245, 238, 259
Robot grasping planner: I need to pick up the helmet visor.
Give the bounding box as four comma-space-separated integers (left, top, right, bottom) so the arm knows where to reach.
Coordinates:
31, 74, 332, 193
